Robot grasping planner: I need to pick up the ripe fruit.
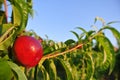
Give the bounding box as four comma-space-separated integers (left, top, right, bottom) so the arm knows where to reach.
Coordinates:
13, 36, 43, 68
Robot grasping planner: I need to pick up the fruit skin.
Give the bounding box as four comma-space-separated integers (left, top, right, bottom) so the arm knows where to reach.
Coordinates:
13, 36, 43, 68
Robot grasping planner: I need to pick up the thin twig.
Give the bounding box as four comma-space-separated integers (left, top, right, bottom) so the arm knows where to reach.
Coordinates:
40, 28, 104, 62
4, 0, 8, 23
42, 43, 83, 60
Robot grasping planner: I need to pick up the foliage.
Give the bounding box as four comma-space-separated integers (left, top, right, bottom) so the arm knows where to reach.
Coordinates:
0, 0, 120, 80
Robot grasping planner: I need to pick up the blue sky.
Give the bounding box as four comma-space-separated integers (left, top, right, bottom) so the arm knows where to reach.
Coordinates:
27, 0, 120, 46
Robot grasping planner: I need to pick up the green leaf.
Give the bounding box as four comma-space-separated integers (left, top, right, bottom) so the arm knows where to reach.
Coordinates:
57, 58, 74, 80
70, 31, 80, 40
96, 35, 115, 75
85, 52, 95, 80
76, 27, 87, 34
0, 0, 3, 9
12, 4, 22, 26
102, 26, 120, 48
0, 11, 6, 24
0, 23, 13, 35
92, 51, 104, 69
43, 59, 57, 80
76, 27, 95, 40
9, 0, 33, 33
107, 21, 120, 25
0, 24, 16, 52
27, 0, 33, 16
87, 30, 95, 37
8, 61, 27, 80
43, 46, 54, 55
27, 0, 33, 7
0, 60, 13, 80
39, 65, 50, 80
64, 39, 75, 46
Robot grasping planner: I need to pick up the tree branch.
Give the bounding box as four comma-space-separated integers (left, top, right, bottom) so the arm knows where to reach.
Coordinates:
4, 0, 8, 23
42, 43, 83, 60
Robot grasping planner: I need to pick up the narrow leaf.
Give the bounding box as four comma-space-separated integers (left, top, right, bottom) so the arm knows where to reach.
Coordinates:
0, 24, 16, 52
43, 59, 57, 80
8, 61, 27, 80
9, 0, 33, 33
40, 65, 50, 80
64, 39, 75, 46
70, 31, 79, 40
85, 52, 94, 80
107, 21, 120, 25
96, 36, 115, 75
103, 26, 120, 48
57, 58, 74, 80
0, 11, 6, 24
76, 27, 87, 34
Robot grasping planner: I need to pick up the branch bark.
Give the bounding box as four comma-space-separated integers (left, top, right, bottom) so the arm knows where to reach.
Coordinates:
4, 0, 8, 23
42, 43, 83, 60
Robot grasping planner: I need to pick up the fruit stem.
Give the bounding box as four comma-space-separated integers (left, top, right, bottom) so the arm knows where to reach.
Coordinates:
3, 0, 8, 23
